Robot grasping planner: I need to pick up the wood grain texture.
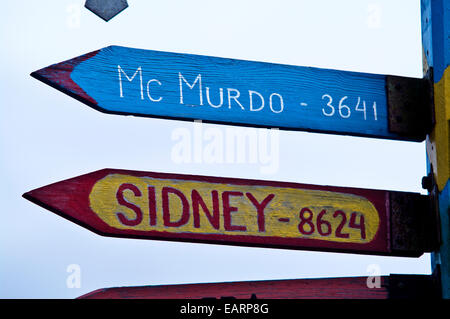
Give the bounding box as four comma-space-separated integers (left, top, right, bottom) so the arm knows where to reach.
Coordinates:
31, 45, 431, 141
423, 0, 450, 191
23, 169, 433, 257
77, 275, 439, 299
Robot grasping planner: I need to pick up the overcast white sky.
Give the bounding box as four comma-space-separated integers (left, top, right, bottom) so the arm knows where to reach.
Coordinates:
0, 0, 429, 299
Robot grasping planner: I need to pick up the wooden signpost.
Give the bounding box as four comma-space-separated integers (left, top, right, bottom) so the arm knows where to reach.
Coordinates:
23, 169, 436, 257
31, 45, 432, 141
422, 0, 450, 298
22, 0, 450, 299
78, 275, 439, 299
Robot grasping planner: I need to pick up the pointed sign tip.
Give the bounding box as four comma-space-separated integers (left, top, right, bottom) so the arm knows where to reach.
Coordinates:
29, 50, 101, 107
21, 173, 108, 238
22, 189, 40, 203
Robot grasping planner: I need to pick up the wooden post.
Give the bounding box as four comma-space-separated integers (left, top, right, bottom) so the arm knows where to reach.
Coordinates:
422, 0, 450, 298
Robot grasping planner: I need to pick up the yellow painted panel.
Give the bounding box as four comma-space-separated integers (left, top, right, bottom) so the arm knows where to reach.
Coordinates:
89, 173, 380, 244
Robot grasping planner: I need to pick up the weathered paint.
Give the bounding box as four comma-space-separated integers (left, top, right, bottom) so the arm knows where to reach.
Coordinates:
77, 275, 439, 299
422, 0, 450, 298
23, 169, 433, 256
428, 67, 450, 191
85, 0, 128, 22
31, 45, 431, 141
423, 0, 450, 191
437, 182, 450, 296
79, 277, 390, 299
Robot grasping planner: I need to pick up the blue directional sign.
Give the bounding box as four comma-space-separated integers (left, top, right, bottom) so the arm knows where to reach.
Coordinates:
31, 45, 431, 141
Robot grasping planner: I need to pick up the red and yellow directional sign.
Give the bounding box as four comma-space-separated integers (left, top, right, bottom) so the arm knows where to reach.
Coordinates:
23, 169, 433, 256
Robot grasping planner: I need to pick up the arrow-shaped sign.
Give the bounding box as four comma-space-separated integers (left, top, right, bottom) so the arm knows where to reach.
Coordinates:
23, 169, 436, 256
31, 46, 432, 141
